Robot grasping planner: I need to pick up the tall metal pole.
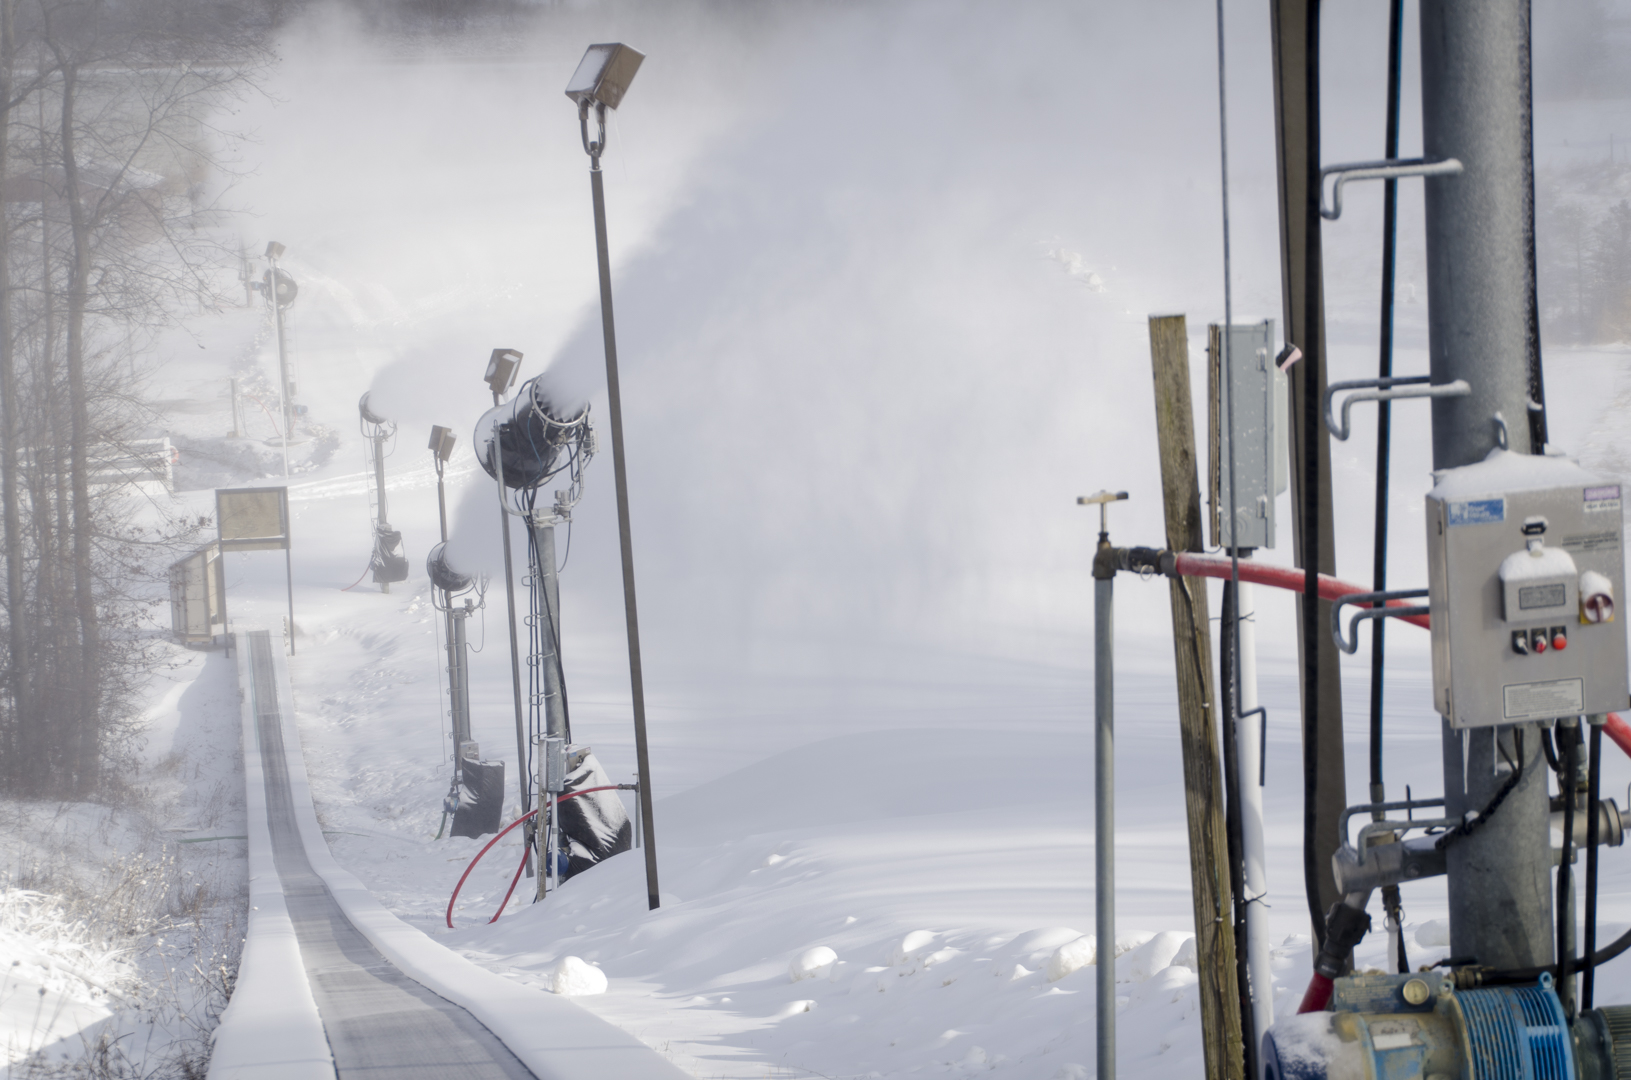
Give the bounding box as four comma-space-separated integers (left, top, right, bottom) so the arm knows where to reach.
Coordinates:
268, 250, 291, 480
1094, 546, 1115, 1080
373, 430, 390, 595
493, 412, 532, 829
1421, 0, 1554, 973
585, 102, 661, 911
534, 520, 569, 901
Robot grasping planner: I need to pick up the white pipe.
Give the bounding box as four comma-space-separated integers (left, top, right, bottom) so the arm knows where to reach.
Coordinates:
1236, 578, 1273, 1049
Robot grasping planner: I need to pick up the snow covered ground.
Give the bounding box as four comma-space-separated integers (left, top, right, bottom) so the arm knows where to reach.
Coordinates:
9, 1, 1631, 1076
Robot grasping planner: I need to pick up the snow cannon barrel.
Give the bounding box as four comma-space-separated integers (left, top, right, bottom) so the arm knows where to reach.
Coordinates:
475, 374, 588, 490
426, 542, 471, 594
359, 392, 388, 426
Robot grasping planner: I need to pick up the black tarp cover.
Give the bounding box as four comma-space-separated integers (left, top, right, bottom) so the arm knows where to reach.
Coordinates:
559, 749, 632, 879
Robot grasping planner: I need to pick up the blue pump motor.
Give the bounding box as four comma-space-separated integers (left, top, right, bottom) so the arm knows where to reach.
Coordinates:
1263, 971, 1574, 1080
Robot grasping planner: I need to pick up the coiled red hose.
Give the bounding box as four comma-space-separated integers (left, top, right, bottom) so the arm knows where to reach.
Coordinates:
445, 785, 623, 928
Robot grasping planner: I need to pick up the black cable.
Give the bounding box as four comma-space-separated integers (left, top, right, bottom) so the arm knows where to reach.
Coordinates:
1371, 0, 1407, 974
1435, 730, 1526, 852
1299, 0, 1329, 947
1585, 722, 1603, 1010
1559, 723, 1578, 1018
1219, 581, 1254, 1053
1542, 727, 1560, 773
1368, 0, 1404, 806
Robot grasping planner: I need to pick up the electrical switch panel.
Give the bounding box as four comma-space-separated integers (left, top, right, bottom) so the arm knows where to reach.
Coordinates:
1427, 449, 1629, 728
1209, 320, 1288, 550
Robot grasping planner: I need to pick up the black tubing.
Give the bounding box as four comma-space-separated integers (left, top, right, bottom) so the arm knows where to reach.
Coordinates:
1560, 724, 1578, 1017
1299, 0, 1329, 946
1585, 723, 1603, 1009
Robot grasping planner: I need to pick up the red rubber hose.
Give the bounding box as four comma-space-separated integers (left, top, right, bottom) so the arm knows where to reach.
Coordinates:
445, 785, 624, 929
1169, 552, 1431, 630
1297, 972, 1334, 1014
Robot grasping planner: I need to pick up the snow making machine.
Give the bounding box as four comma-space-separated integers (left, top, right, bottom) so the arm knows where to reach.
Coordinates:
476, 367, 634, 897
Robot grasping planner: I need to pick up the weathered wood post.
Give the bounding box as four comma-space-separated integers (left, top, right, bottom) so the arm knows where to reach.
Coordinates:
1148, 313, 1246, 1080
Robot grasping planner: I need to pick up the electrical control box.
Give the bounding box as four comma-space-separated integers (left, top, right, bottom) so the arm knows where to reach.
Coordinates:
1210, 320, 1288, 550
1426, 449, 1629, 728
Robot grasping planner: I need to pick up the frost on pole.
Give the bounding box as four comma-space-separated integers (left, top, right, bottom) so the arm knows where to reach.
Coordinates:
217, 487, 290, 551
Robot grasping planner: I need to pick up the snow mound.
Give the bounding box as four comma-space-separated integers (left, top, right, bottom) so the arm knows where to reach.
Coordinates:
1415, 920, 1452, 948
789, 946, 838, 982
549, 956, 608, 997
1045, 935, 1095, 982
1116, 931, 1193, 983
890, 929, 937, 965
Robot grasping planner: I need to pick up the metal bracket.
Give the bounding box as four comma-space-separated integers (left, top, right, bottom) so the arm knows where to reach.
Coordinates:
1324, 376, 1471, 441
1332, 589, 1431, 654
1319, 156, 1464, 220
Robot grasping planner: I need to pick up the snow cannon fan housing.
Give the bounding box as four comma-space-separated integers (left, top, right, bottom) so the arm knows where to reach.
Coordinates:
475, 375, 589, 490
358, 392, 389, 427
1425, 449, 1630, 728
426, 543, 471, 594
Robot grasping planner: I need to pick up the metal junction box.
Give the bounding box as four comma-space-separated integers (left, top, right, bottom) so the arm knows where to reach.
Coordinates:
1209, 320, 1288, 550
1427, 449, 1630, 728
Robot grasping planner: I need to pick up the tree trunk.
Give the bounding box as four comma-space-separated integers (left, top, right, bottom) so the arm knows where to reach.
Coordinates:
0, 0, 21, 790
52, 48, 99, 795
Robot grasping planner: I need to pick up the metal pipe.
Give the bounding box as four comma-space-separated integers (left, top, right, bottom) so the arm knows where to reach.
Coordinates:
1236, 577, 1273, 1051
1094, 548, 1115, 1080
588, 112, 661, 911
1421, 0, 1554, 974
493, 413, 532, 829
449, 603, 472, 758
269, 252, 291, 479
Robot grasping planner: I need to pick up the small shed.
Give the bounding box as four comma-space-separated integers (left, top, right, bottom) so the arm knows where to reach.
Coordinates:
169, 541, 224, 645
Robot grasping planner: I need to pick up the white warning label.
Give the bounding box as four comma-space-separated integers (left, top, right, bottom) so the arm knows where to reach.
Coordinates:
1503, 678, 1585, 721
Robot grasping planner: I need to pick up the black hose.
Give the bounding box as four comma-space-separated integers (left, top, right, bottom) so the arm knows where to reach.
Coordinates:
1219, 582, 1255, 1057
1585, 723, 1603, 1010
1559, 724, 1578, 1017
1371, 0, 1407, 976
1300, 0, 1327, 945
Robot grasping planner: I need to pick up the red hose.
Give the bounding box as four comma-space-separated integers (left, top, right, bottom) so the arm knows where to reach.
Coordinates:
1298, 972, 1334, 1014
445, 785, 624, 929
1169, 552, 1431, 630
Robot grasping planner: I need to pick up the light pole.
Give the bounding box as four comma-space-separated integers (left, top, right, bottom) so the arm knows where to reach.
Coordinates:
566, 42, 661, 911
264, 241, 297, 478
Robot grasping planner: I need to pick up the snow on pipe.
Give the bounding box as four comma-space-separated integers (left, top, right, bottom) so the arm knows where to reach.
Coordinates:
473, 372, 588, 490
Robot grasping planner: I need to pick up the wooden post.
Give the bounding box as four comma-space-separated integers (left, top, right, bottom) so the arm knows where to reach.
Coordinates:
1148, 314, 1246, 1080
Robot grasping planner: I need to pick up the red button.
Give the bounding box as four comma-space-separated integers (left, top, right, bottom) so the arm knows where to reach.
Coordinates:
1553, 633, 1568, 651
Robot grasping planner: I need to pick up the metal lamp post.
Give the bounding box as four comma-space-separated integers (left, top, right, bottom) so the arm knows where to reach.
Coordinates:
566, 42, 661, 911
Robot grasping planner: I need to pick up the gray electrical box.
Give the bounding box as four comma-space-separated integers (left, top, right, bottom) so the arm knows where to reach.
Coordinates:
1426, 449, 1630, 728
1210, 320, 1288, 550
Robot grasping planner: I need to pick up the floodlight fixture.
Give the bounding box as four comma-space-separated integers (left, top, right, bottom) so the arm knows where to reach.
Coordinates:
429, 425, 456, 462
485, 348, 523, 400
565, 43, 644, 111
265, 240, 285, 260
